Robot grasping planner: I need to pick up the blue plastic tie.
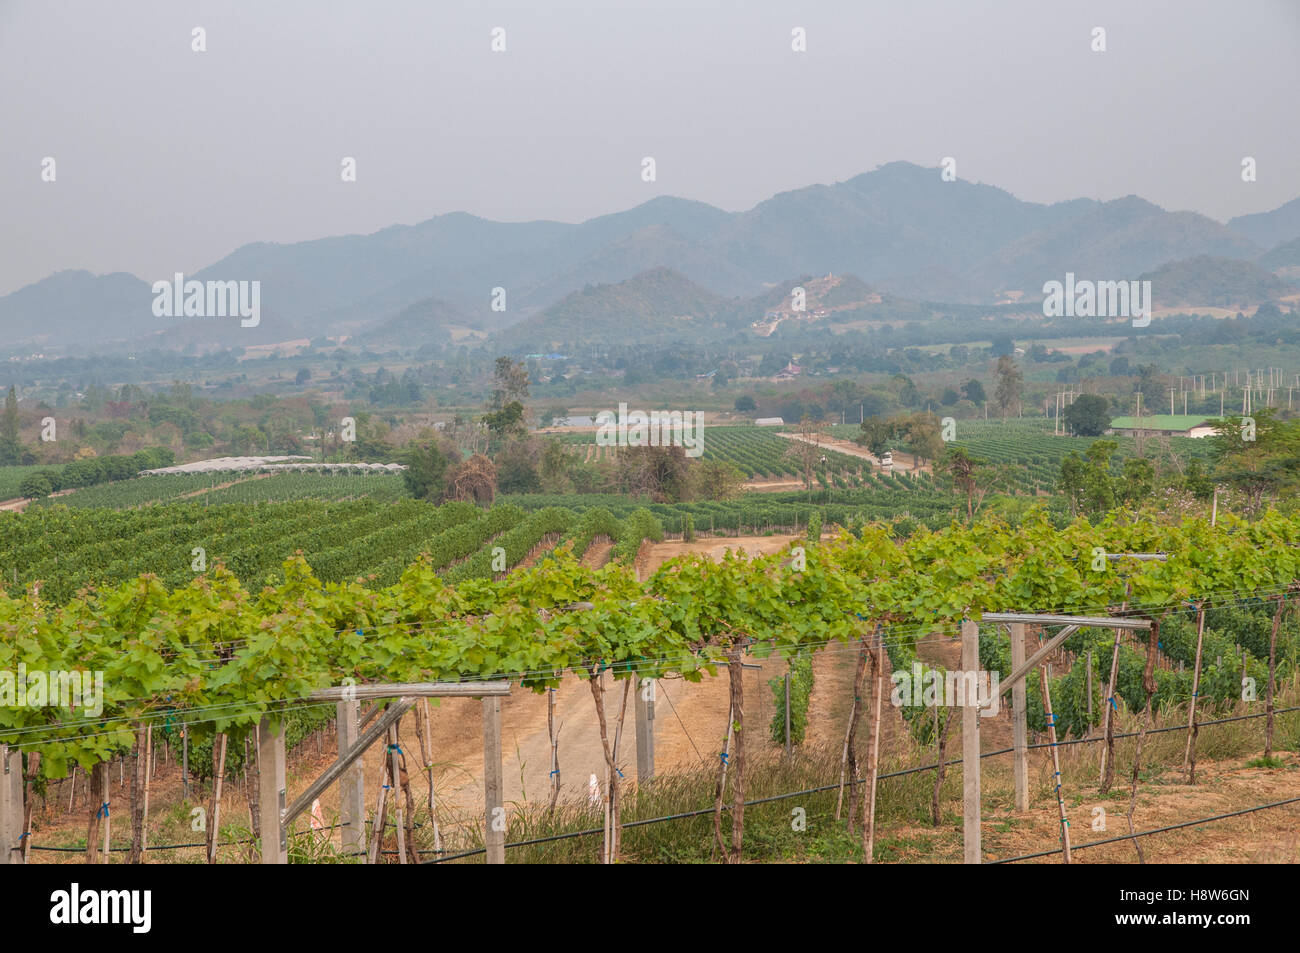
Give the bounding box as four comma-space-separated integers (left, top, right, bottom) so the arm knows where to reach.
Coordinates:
720, 752, 729, 765
98, 802, 110, 818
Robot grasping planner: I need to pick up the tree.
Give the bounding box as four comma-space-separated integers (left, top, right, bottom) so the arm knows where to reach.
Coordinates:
990, 334, 1015, 357
488, 357, 530, 411
938, 447, 991, 520
481, 401, 526, 441
0, 386, 20, 466
1079, 440, 1118, 516
403, 442, 450, 501
856, 417, 896, 456
691, 459, 746, 500
496, 441, 542, 494
734, 395, 757, 413
1209, 411, 1300, 514
784, 416, 829, 494
901, 412, 944, 467
1135, 364, 1164, 399
1119, 456, 1155, 506
1057, 451, 1087, 516
960, 379, 986, 404
993, 355, 1023, 418
295, 368, 311, 385
18, 472, 52, 499
1063, 394, 1110, 436
617, 445, 691, 502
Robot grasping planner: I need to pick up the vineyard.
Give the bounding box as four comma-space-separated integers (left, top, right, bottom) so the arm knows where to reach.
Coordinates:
3, 506, 1300, 866
29, 471, 410, 510
553, 425, 877, 485
830, 418, 1215, 494
0, 499, 671, 603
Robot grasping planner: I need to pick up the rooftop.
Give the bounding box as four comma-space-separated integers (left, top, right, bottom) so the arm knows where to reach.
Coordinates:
1109, 415, 1216, 431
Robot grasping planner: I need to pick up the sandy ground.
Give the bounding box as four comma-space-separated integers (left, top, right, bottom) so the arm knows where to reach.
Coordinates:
776, 431, 930, 475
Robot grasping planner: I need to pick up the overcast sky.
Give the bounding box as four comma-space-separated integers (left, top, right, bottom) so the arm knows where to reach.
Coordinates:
2, 0, 1298, 296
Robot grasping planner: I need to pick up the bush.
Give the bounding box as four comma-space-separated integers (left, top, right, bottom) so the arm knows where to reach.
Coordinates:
769, 654, 814, 745
18, 472, 52, 499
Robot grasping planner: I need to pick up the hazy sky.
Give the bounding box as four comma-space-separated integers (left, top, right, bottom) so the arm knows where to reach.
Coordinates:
2, 0, 1298, 296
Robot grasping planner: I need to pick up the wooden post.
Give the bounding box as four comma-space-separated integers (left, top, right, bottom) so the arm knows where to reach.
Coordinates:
258, 716, 287, 864
336, 699, 365, 856
1086, 649, 1094, 730
389, 726, 406, 864
0, 745, 23, 864
635, 676, 655, 783
961, 619, 981, 864
483, 696, 505, 864
1100, 628, 1122, 792
1039, 664, 1071, 863
784, 669, 792, 758
1009, 623, 1029, 812
1182, 605, 1207, 781
1265, 593, 1286, 759
181, 728, 189, 800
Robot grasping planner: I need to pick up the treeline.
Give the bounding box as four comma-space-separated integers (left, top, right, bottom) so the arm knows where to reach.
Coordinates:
18, 447, 175, 498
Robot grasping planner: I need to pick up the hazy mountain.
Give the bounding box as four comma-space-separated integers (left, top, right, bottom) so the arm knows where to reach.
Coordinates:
1229, 197, 1300, 249
5, 162, 1297, 352
0, 270, 157, 349
503, 267, 726, 351
966, 197, 1259, 300
1258, 236, 1300, 273
1139, 255, 1293, 308
354, 295, 478, 349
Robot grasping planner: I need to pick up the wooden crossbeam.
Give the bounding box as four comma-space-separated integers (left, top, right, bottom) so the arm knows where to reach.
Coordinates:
309, 681, 511, 702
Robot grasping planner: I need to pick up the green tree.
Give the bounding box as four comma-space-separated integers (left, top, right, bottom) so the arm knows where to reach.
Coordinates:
403, 442, 450, 501
993, 355, 1023, 418
0, 386, 20, 466
734, 394, 757, 413
1208, 411, 1300, 514
1063, 393, 1110, 436
18, 472, 52, 499
856, 416, 896, 456
960, 379, 986, 404
1119, 456, 1155, 506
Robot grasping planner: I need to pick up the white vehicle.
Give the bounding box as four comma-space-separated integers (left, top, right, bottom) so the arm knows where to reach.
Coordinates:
880, 450, 893, 470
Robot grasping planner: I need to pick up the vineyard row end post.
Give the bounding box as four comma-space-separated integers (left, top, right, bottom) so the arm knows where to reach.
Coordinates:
1009, 622, 1029, 812
0, 744, 23, 865
337, 699, 365, 856
961, 619, 980, 864
635, 677, 655, 784
259, 717, 288, 864
483, 696, 505, 864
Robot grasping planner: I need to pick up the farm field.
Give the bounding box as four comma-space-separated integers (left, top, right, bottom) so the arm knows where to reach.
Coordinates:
551, 425, 877, 484
829, 417, 1214, 494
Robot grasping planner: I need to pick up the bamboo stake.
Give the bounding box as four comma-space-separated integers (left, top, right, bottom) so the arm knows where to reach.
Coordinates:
367, 745, 391, 865
1099, 628, 1122, 793
862, 631, 885, 863
1265, 592, 1287, 759
1182, 604, 1207, 781
389, 727, 406, 865
207, 733, 227, 864
1039, 665, 1071, 863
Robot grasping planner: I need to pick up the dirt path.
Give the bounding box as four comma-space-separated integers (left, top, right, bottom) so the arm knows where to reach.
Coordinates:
0, 488, 74, 513
776, 431, 932, 475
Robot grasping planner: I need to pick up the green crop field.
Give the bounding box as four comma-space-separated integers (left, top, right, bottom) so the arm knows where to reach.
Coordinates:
830, 417, 1214, 494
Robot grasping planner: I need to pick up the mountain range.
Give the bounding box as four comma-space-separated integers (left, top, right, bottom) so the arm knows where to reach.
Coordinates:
4, 162, 1298, 354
